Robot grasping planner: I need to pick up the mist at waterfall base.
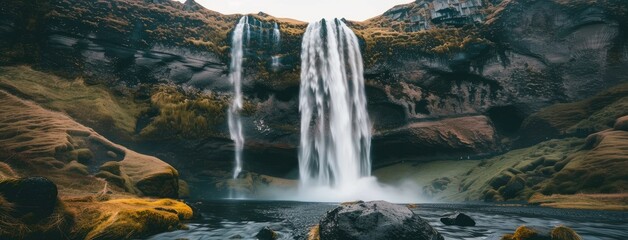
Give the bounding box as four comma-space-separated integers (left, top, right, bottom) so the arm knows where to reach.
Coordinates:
227, 18, 423, 203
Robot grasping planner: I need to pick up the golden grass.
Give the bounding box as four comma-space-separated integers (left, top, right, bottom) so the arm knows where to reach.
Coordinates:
0, 162, 17, 179
0, 89, 179, 198
68, 198, 192, 240
551, 226, 582, 240
522, 83, 628, 136
511, 226, 538, 240
307, 224, 320, 240
0, 66, 145, 136
0, 198, 75, 240
139, 85, 228, 139
501, 225, 583, 240
529, 193, 628, 211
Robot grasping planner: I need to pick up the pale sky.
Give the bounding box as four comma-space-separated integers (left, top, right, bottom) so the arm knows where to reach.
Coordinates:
176, 0, 414, 22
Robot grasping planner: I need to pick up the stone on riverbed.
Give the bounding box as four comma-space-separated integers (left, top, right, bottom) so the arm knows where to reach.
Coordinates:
440, 212, 476, 226
256, 226, 278, 240
318, 200, 444, 240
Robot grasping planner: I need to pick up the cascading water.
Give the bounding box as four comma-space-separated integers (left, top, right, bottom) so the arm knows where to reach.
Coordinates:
228, 16, 249, 179
278, 18, 420, 203
299, 18, 371, 188
272, 22, 281, 47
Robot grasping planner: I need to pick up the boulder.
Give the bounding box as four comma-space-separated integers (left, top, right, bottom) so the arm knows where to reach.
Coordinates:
256, 226, 278, 240
0, 177, 58, 217
499, 176, 526, 200
318, 201, 444, 240
439, 212, 476, 227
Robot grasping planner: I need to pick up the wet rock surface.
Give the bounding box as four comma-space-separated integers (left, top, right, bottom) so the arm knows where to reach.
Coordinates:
318, 201, 444, 240
440, 212, 476, 227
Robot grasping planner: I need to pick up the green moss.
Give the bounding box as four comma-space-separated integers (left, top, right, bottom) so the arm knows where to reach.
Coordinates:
355, 25, 494, 66
139, 85, 228, 140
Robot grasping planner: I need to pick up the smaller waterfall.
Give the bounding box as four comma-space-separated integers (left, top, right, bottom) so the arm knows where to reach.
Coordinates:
272, 22, 281, 48
271, 56, 280, 69
229, 16, 249, 179
245, 18, 251, 46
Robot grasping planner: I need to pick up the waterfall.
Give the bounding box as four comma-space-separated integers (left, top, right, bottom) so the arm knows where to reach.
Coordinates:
229, 16, 249, 179
298, 19, 372, 188
272, 22, 281, 47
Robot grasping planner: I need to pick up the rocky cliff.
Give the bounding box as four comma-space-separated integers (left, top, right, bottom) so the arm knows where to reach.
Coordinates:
1, 0, 627, 198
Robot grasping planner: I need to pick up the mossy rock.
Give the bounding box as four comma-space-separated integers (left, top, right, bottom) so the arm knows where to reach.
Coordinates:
74, 148, 94, 163
99, 161, 122, 176
519, 157, 545, 172
501, 225, 552, 240
489, 172, 514, 189
483, 189, 503, 202
551, 226, 582, 240
499, 176, 526, 200
542, 158, 559, 167
539, 167, 555, 176
136, 173, 179, 199
62, 160, 90, 176
526, 176, 546, 187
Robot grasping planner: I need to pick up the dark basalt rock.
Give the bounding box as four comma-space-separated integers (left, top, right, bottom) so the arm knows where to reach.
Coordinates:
0, 177, 58, 217
439, 212, 476, 227
319, 201, 444, 240
256, 226, 278, 240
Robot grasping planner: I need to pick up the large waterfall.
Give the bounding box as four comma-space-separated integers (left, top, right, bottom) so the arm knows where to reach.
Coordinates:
228, 16, 248, 179
299, 19, 372, 188
287, 19, 419, 203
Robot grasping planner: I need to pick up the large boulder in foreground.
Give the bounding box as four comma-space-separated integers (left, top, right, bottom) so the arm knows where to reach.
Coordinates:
318, 201, 444, 240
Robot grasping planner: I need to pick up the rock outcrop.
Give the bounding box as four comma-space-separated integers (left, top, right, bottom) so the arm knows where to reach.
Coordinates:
373, 116, 499, 164
0, 90, 180, 198
0, 90, 193, 239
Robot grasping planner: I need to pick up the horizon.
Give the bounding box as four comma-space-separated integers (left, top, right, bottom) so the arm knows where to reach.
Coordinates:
175, 0, 414, 22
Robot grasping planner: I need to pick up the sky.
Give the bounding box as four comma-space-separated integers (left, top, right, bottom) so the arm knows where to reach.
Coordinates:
175, 0, 414, 22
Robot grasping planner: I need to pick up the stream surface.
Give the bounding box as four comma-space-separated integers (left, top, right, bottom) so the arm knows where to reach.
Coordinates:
146, 200, 628, 240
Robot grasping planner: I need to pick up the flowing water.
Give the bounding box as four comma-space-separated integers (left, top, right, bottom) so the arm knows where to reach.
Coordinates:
228, 16, 248, 180
298, 18, 371, 188
146, 201, 628, 240
273, 22, 281, 48
294, 19, 419, 202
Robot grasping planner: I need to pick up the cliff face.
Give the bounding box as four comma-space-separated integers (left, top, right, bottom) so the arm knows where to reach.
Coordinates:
1, 0, 627, 196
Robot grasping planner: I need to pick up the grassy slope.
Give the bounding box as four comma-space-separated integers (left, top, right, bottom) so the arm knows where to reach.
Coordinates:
0, 89, 192, 239
521, 83, 628, 138
0, 66, 144, 138
375, 129, 628, 210
0, 66, 233, 141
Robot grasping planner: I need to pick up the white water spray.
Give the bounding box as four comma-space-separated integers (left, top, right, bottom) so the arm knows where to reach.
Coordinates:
291, 19, 421, 203
299, 18, 371, 187
229, 16, 249, 179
